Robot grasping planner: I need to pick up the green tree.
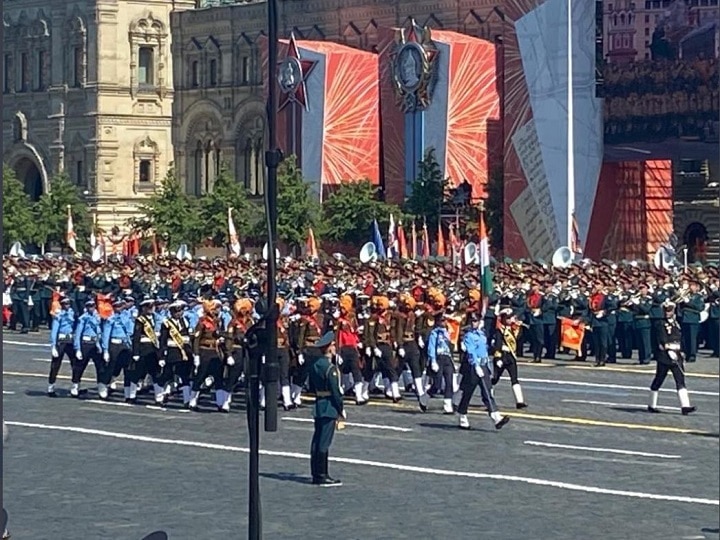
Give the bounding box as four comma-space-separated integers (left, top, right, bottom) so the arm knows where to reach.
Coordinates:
133, 167, 204, 249
198, 164, 253, 246
485, 165, 504, 253
2, 164, 37, 249
323, 180, 404, 247
32, 172, 91, 252
404, 148, 450, 232
274, 155, 321, 249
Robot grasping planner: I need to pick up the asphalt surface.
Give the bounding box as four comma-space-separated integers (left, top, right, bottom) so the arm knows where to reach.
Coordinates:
2, 330, 719, 540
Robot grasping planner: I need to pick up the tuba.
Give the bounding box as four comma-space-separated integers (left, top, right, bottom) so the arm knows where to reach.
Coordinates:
552, 246, 574, 269
359, 242, 377, 264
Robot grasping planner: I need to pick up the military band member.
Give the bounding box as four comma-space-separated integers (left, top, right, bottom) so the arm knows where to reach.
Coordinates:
308, 331, 344, 487
47, 296, 76, 397
589, 283, 608, 367
100, 299, 132, 400
679, 280, 705, 363
649, 284, 668, 361
491, 309, 528, 409
72, 299, 103, 397
648, 300, 696, 415
632, 284, 652, 365
336, 294, 367, 406
526, 282, 544, 363
393, 293, 428, 411
158, 300, 193, 407
131, 299, 161, 404
189, 300, 224, 411
616, 283, 635, 359
604, 285, 619, 363
457, 314, 509, 430
542, 282, 559, 359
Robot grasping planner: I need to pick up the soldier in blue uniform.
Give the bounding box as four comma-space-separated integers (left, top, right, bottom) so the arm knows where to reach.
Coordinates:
101, 299, 133, 400
48, 297, 76, 397
427, 314, 456, 414
308, 331, 344, 487
73, 299, 103, 397
457, 314, 509, 430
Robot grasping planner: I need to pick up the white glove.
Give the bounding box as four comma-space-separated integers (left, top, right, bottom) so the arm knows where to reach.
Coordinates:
365, 347, 372, 357
418, 336, 425, 349
398, 347, 406, 358
335, 354, 343, 366
414, 309, 424, 317
460, 342, 467, 352
496, 360, 503, 369
341, 409, 347, 420
298, 354, 305, 366
51, 346, 59, 358
475, 365, 484, 379
193, 355, 200, 367
158, 359, 166, 368
373, 347, 382, 358
431, 361, 439, 373
75, 350, 83, 361
226, 356, 235, 366
132, 355, 140, 362
333, 310, 340, 319
357, 342, 363, 349
103, 351, 110, 362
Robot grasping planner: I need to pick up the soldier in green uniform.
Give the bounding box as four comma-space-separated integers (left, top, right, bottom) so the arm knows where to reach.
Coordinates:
679, 279, 705, 363
308, 331, 344, 487
649, 284, 668, 361
632, 283, 652, 364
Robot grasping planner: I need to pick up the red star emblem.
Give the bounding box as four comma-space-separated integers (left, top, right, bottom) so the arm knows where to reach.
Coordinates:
278, 34, 317, 111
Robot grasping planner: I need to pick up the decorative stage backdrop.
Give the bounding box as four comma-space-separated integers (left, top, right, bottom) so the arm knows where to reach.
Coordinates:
260, 36, 380, 199
501, 0, 604, 262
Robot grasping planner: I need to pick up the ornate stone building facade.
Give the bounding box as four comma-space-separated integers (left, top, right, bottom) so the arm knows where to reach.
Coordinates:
3, 0, 194, 232
170, 0, 503, 198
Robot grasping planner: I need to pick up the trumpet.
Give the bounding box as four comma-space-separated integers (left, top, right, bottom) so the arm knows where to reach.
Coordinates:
671, 290, 691, 304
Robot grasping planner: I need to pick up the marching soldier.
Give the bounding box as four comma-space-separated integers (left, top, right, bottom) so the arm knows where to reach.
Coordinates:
365, 296, 400, 402
221, 298, 254, 412
491, 309, 528, 409
276, 298, 296, 411
189, 300, 224, 411
295, 296, 328, 403
650, 283, 668, 361
336, 294, 367, 406
47, 296, 76, 397
604, 285, 619, 363
426, 312, 455, 414
392, 293, 428, 411
72, 299, 103, 397
308, 331, 344, 487
457, 314, 509, 430
131, 299, 161, 404
158, 300, 193, 407
648, 300, 696, 415
100, 299, 133, 400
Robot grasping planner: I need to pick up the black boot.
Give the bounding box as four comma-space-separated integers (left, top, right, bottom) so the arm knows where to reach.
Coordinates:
316, 452, 341, 487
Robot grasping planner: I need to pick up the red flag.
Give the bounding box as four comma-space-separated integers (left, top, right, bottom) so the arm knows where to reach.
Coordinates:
398, 221, 408, 259
437, 221, 446, 257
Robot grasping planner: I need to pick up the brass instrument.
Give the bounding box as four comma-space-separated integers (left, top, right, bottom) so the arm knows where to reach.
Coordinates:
671, 289, 691, 305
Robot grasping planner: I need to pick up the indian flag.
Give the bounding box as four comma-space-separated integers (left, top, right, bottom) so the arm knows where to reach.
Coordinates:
478, 207, 493, 304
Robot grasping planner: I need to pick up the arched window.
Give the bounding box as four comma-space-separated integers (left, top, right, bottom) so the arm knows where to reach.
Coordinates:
133, 136, 160, 192
65, 15, 87, 87
129, 12, 167, 97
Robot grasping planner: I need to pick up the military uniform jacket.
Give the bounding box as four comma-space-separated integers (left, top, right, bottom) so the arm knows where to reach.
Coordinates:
159, 316, 192, 363
657, 318, 683, 366
680, 293, 705, 325
616, 293, 635, 323
132, 314, 159, 357
492, 324, 519, 364
632, 296, 652, 329
297, 312, 327, 350
364, 312, 392, 348
308, 355, 343, 420
541, 294, 558, 325
225, 315, 254, 358
391, 310, 417, 346
193, 316, 223, 355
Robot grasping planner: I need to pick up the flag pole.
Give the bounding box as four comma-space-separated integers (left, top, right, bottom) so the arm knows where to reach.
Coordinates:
566, 0, 575, 248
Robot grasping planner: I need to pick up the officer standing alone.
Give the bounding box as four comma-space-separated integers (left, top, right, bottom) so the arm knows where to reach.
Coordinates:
309, 331, 345, 487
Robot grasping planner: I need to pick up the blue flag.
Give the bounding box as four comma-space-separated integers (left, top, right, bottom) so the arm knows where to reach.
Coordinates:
372, 219, 386, 260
